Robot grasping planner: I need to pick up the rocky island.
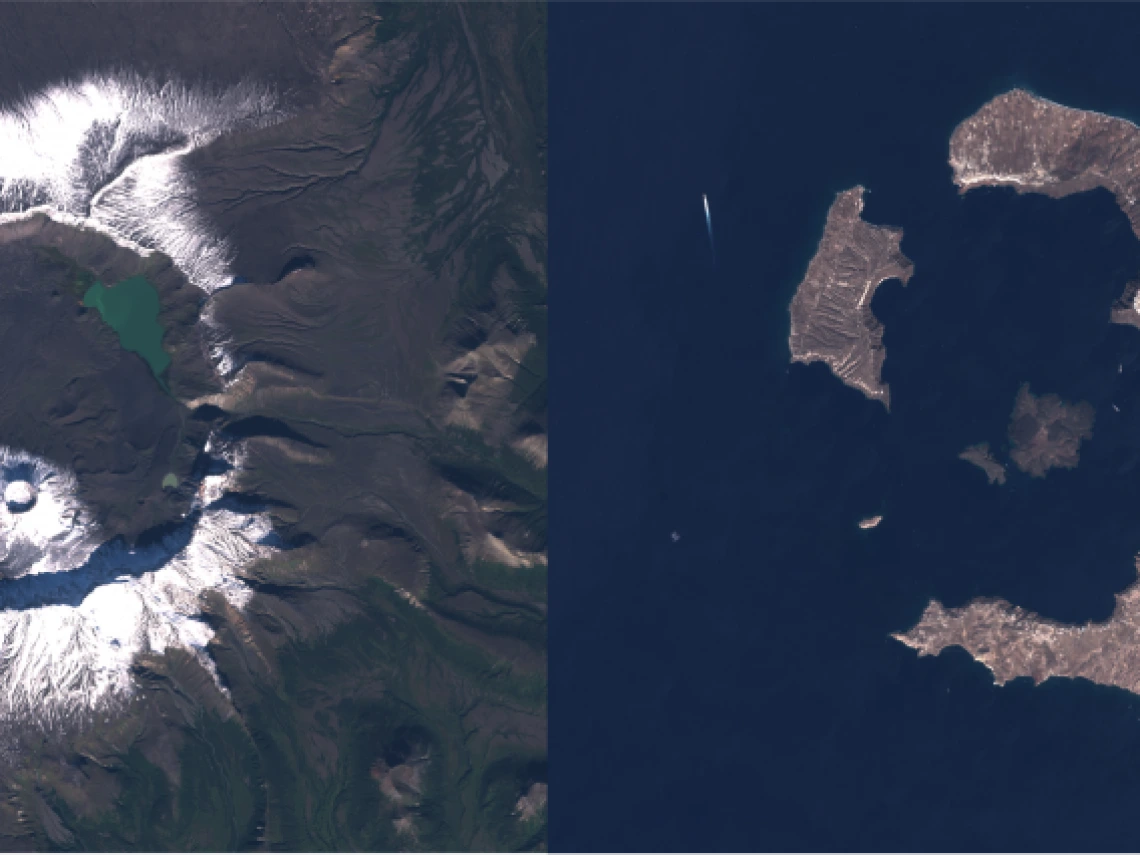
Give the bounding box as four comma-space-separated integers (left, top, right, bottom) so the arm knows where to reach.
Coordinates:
1007, 384, 1095, 477
955, 386, 1093, 484
897, 90, 1140, 700
894, 564, 1140, 694
788, 186, 915, 408
958, 442, 1007, 485
951, 88, 1140, 328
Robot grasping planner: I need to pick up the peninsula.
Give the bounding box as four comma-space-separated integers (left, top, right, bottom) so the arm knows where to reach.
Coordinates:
788, 186, 915, 408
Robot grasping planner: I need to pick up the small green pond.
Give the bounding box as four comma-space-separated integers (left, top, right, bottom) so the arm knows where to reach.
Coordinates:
83, 276, 171, 384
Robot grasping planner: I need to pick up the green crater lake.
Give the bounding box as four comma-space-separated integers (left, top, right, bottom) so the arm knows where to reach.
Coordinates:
83, 276, 171, 384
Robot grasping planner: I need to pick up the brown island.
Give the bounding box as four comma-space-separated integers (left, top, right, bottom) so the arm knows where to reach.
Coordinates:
895, 566, 1140, 695
958, 443, 1007, 485
788, 186, 914, 409
950, 88, 1140, 329
959, 386, 1094, 483
900, 90, 1140, 696
1007, 384, 1095, 477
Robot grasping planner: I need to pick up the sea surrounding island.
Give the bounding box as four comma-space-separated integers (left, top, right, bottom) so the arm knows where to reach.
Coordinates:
553, 3, 1140, 850
779, 86, 1140, 696
893, 91, 1140, 699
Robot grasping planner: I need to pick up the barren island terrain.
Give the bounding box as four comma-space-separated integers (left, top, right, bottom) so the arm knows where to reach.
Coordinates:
788, 186, 914, 409
897, 90, 1140, 704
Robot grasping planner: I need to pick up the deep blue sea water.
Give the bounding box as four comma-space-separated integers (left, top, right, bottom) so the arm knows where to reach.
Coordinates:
551, 4, 1140, 851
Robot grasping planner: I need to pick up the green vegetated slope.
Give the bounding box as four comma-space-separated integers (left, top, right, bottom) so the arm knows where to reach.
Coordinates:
250, 7, 549, 845
43, 573, 545, 852
47, 715, 263, 852
211, 578, 545, 852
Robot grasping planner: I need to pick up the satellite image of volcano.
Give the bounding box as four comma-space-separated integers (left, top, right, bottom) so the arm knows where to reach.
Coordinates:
789, 85, 1140, 735
0, 3, 546, 850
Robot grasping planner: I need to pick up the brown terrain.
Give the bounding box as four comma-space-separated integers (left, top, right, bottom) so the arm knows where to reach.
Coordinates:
0, 216, 215, 543
895, 561, 1140, 694
0, 3, 548, 851
950, 88, 1140, 329
958, 442, 1007, 485
788, 186, 914, 409
898, 90, 1140, 706
1007, 384, 1095, 478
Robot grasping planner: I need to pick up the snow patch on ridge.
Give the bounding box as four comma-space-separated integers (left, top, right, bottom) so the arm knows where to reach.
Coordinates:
0, 441, 274, 731
0, 448, 97, 581
0, 72, 281, 296
0, 75, 289, 730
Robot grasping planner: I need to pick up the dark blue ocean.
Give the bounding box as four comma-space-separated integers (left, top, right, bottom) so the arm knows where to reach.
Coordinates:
551, 4, 1140, 851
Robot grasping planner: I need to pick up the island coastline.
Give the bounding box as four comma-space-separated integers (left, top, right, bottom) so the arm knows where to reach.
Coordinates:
788, 186, 914, 409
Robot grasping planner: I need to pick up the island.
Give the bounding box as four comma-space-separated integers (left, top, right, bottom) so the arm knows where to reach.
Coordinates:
958, 442, 1007, 485
896, 90, 1140, 698
1007, 384, 1095, 477
950, 88, 1140, 328
788, 186, 915, 408
894, 563, 1140, 694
